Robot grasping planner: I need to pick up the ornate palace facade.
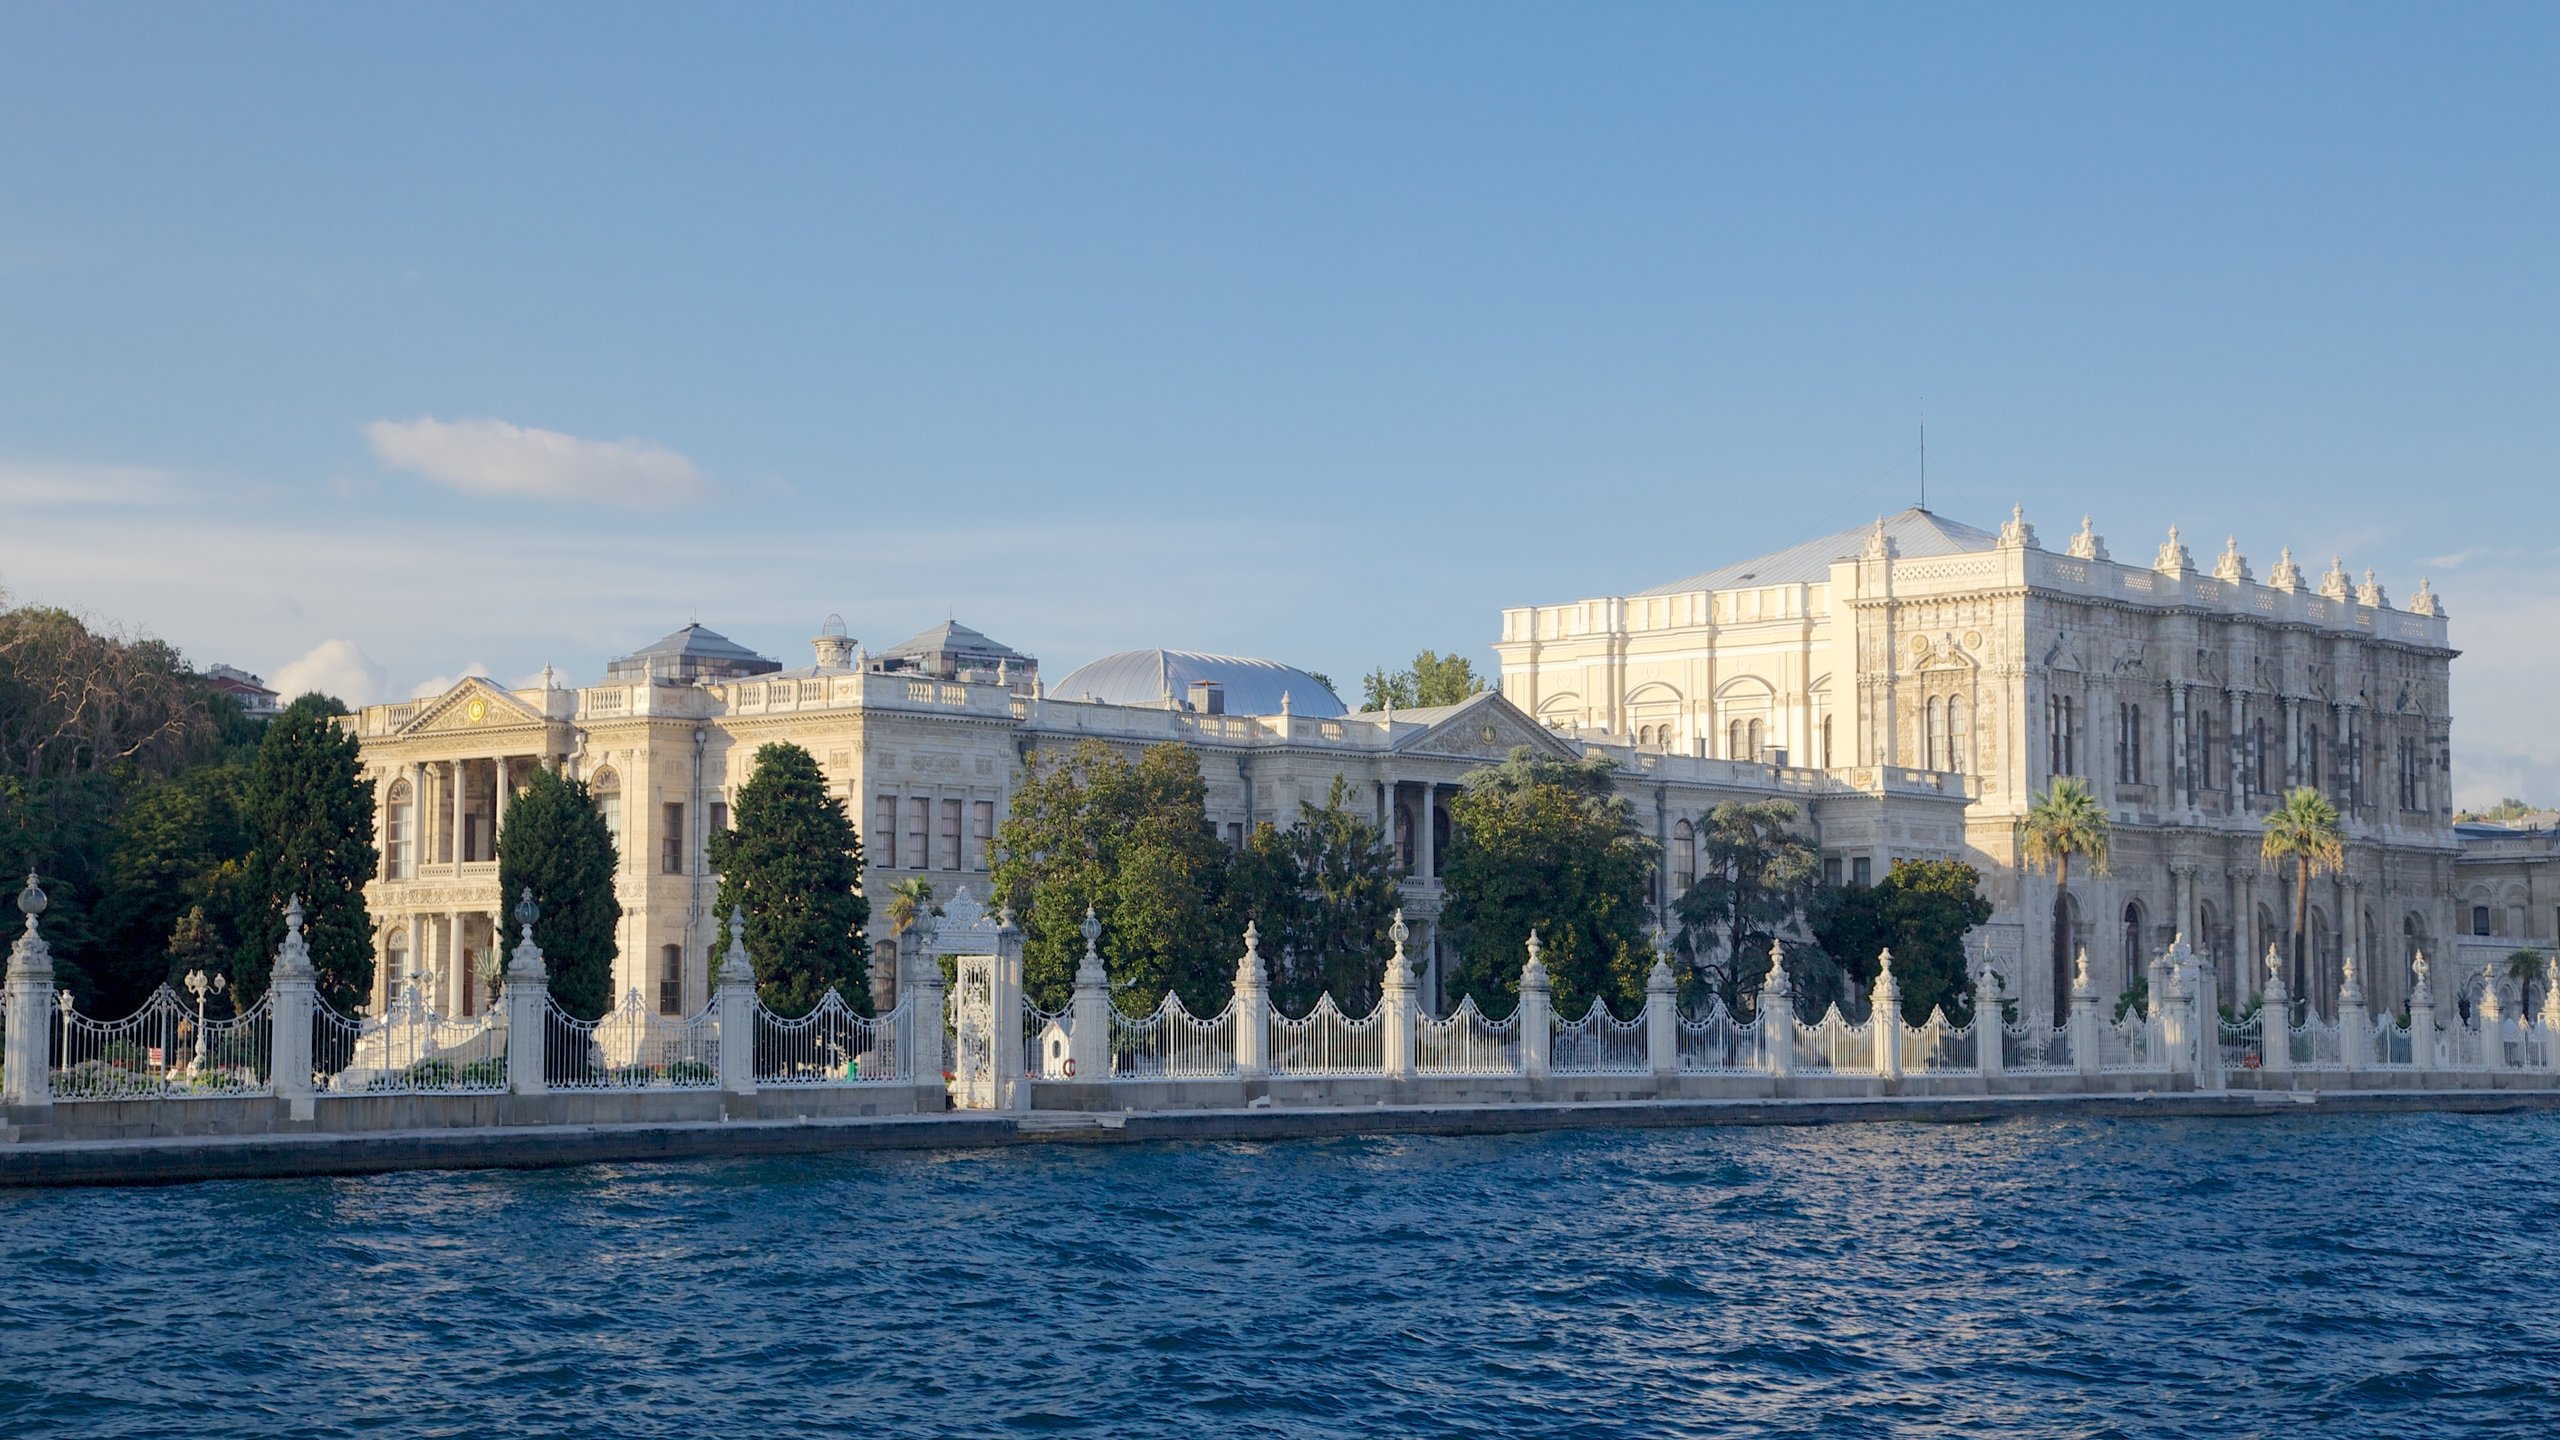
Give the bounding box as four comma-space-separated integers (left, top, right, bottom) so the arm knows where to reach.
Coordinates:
1496, 506, 2460, 1022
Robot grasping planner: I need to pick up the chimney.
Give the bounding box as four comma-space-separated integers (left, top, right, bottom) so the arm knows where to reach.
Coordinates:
1187, 680, 1225, 715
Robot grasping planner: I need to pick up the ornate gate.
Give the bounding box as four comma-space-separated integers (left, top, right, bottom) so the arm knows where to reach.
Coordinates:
930, 888, 1022, 1111
950, 953, 998, 1109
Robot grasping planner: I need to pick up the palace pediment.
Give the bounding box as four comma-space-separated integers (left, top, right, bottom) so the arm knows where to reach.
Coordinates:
1390, 691, 1581, 762
402, 677, 551, 736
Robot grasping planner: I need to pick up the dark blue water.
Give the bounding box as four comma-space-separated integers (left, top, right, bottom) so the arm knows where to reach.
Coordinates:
4, 1113, 2557, 1439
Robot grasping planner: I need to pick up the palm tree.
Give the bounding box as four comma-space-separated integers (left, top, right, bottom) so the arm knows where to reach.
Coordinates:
2260, 786, 2345, 1013
885, 877, 937, 939
2020, 777, 2112, 1018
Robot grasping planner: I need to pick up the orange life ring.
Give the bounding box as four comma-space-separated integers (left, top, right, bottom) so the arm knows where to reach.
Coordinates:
1062, 1057, 1077, 1078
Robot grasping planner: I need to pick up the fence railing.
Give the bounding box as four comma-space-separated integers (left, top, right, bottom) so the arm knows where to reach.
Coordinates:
1552, 998, 1648, 1075
755, 992, 904, 1086
2001, 1023, 2073, 1075
1268, 995, 1383, 1076
1417, 998, 1520, 1075
1677, 1004, 1763, 1074
1792, 1008, 1873, 1074
1111, 994, 1237, 1079
52, 986, 273, 1099
2099, 1015, 2157, 1073
315, 989, 507, 1094
2217, 1016, 2263, 1073
545, 991, 719, 1090
1899, 1011, 1977, 1074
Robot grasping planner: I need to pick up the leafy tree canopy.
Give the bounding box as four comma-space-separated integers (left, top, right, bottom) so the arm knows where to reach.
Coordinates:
237, 694, 375, 1009
1360, 650, 1487, 712
1215, 777, 1402, 1015
497, 765, 622, 1020
1674, 800, 1819, 1016
1441, 746, 1655, 1017
1810, 859, 1995, 1025
709, 742, 870, 1015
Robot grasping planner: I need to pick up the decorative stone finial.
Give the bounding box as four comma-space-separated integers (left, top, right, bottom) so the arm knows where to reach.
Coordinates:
1520, 928, 1549, 994
2268, 546, 2304, 593
2072, 947, 2092, 997
2318, 556, 2352, 601
1997, 505, 2039, 551
2339, 954, 2364, 1008
721, 905, 753, 984
2357, 568, 2387, 609
1242, 919, 1260, 961
2409, 576, 2444, 618
1281, 690, 1292, 716
2263, 945, 2290, 1005
2410, 949, 2432, 1007
284, 894, 305, 936
2154, 526, 2193, 578
1080, 904, 1102, 960
17, 872, 45, 922
514, 886, 539, 939
1862, 516, 1894, 562
2066, 515, 2109, 562
1765, 938, 1790, 995
2213, 536, 2251, 585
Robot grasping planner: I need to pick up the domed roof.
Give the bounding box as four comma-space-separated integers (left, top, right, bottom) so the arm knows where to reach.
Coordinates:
1050, 649, 1344, 718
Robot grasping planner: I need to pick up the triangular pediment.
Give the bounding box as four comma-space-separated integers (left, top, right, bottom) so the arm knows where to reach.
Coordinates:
402, 677, 548, 735
1391, 691, 1581, 762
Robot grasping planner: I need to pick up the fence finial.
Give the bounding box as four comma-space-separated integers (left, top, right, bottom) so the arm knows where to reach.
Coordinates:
515, 886, 539, 939
17, 872, 44, 924
1390, 908, 1409, 963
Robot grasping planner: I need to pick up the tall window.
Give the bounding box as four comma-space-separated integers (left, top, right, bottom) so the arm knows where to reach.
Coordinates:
2197, 712, 2216, 793
592, 769, 622, 871
659, 944, 683, 1016
1820, 716, 1834, 769
973, 800, 996, 870
939, 798, 963, 872
2252, 717, 2269, 797
1727, 720, 1744, 758
2117, 703, 2145, 784
2048, 694, 2077, 777
906, 798, 930, 871
874, 795, 898, 867
1746, 718, 1764, 757
2305, 724, 2322, 789
1672, 819, 1696, 895
1923, 698, 1941, 771
1946, 695, 1969, 773
661, 802, 685, 875
385, 780, 412, 880
708, 799, 728, 836
2122, 901, 2145, 988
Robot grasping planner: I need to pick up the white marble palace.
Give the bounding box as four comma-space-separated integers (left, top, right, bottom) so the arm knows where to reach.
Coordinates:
347, 504, 2461, 1027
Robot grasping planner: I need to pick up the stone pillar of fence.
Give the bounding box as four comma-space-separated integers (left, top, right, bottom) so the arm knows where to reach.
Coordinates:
269, 896, 318, 1116
2478, 967, 2506, 1076
2258, 948, 2291, 1077
504, 889, 549, 1096
1760, 940, 1794, 1080
2159, 935, 2195, 1085
1233, 921, 1270, 1081
2542, 957, 2560, 1077
1518, 928, 1551, 1081
2191, 940, 2225, 1092
1871, 948, 1902, 1080
1380, 911, 1418, 1080
2337, 956, 2371, 1073
716, 907, 756, 1097
904, 918, 948, 1109
2409, 951, 2435, 1076
1066, 907, 1112, 1083
4, 874, 56, 1111
1645, 942, 1677, 1078
2069, 948, 2101, 1082
1974, 966, 2004, 1082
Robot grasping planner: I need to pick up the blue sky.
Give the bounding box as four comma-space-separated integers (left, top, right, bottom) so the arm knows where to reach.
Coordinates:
2, 5, 2552, 802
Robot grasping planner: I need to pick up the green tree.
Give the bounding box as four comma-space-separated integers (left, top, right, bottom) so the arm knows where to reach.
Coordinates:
496, 765, 622, 1020
1875, 860, 1994, 1024
236, 694, 376, 1009
884, 877, 938, 939
1215, 778, 1402, 1014
163, 903, 226, 995
2260, 786, 2345, 1005
1359, 650, 1487, 711
992, 740, 1231, 1013
1674, 800, 1819, 1015
89, 760, 254, 1014
709, 742, 870, 1014
1441, 747, 1655, 1016
2020, 776, 2111, 1016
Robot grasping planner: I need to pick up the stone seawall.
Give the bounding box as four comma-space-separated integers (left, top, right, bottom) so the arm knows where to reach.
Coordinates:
9, 1088, 2559, 1189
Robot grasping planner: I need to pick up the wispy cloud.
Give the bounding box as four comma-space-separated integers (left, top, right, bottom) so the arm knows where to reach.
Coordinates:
0, 459, 180, 508
363, 416, 706, 506
271, 639, 388, 708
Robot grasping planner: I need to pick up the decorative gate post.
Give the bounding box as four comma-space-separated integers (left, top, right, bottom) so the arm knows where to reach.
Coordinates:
269, 897, 318, 1116
717, 908, 756, 1097
993, 904, 1028, 1110
1645, 938, 1678, 1078
504, 889, 549, 1096
2409, 952, 2435, 1076
905, 919, 948, 1109
1872, 949, 1903, 1080
2541, 956, 2560, 1077
2159, 935, 2195, 1084
2190, 941, 2225, 1092
4, 874, 56, 1111
1974, 966, 2005, 1083
2478, 967, 2507, 1076
1069, 907, 1112, 1084
1233, 922, 1270, 1081
1761, 941, 1795, 1080
2069, 949, 2101, 1083
1518, 929, 1551, 1081
2337, 956, 2371, 1073
2258, 949, 2291, 1077
1381, 910, 1418, 1081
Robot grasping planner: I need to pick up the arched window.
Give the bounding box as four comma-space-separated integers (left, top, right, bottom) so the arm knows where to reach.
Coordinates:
1727, 720, 1745, 759
1746, 718, 1764, 758
384, 778, 414, 880
1672, 819, 1696, 895
1924, 698, 1942, 771
590, 766, 623, 870
1820, 716, 1834, 769
2122, 900, 2146, 993
1947, 695, 1969, 774
2052, 890, 2081, 1021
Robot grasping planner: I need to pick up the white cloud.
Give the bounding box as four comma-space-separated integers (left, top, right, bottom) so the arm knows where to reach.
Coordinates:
410, 663, 492, 700
0, 460, 178, 508
363, 416, 706, 506
271, 639, 388, 708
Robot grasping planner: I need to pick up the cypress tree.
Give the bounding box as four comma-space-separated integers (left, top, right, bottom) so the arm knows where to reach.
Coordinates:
496, 765, 622, 1021
236, 694, 376, 1009
708, 742, 869, 1014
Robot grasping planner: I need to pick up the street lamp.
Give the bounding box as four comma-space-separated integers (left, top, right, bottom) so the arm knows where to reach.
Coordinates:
184, 967, 227, 1074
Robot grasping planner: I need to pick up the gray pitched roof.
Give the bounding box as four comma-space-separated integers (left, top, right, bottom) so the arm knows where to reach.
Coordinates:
1049, 649, 1346, 718
882, 620, 1031, 663
1633, 507, 1997, 596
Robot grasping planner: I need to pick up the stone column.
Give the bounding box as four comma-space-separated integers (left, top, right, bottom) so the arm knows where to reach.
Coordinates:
904, 923, 948, 1110
1645, 943, 1677, 1078
2408, 952, 2435, 1076
716, 907, 756, 1096
504, 888, 550, 1095
3, 875, 57, 1110
1067, 907, 1112, 1082
2478, 967, 2507, 1076
1760, 941, 1795, 1080
269, 896, 318, 1116
444, 909, 462, 1015
1872, 948, 1903, 1080
1974, 966, 2005, 1083
1232, 921, 1270, 1080
2338, 955, 2371, 1072
2070, 948, 2102, 1082
448, 760, 464, 870
492, 758, 511, 848
1382, 910, 1418, 1081
1416, 782, 1436, 885
2159, 935, 2195, 1084
2541, 956, 2560, 1078
1517, 928, 1552, 1080
992, 910, 1027, 1111
2259, 948, 2292, 1077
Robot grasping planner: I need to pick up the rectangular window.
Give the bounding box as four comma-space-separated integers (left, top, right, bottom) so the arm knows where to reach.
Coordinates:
975, 800, 997, 871
1227, 822, 1245, 851
659, 944, 683, 1016
385, 801, 409, 880
906, 798, 930, 871
1852, 856, 1872, 887
940, 798, 963, 872
874, 796, 898, 867
662, 802, 685, 874
709, 800, 729, 835
2473, 906, 2493, 937
1823, 856, 1843, 888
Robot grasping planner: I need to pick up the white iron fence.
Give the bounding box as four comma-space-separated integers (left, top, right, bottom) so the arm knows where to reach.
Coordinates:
1417, 998, 1520, 1075
755, 992, 904, 1085
314, 989, 507, 1094
1551, 998, 1648, 1075
545, 992, 719, 1090
52, 986, 273, 1099
2002, 1023, 2073, 1075
1111, 994, 1238, 1079
1677, 1003, 1763, 1074
1268, 995, 1384, 1076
